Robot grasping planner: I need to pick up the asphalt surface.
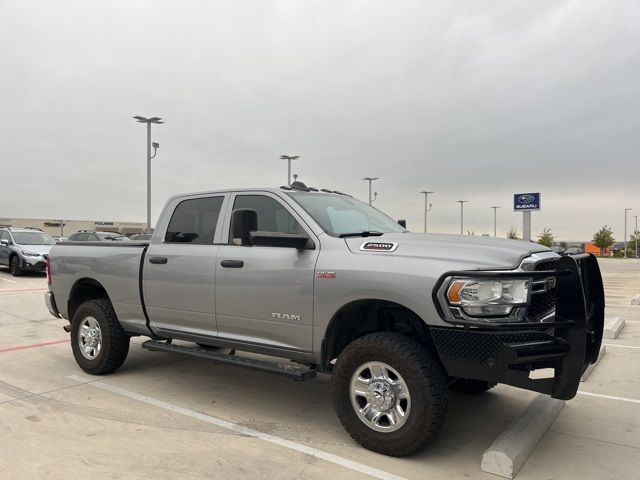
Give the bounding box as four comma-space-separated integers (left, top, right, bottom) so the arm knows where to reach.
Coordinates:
0, 258, 638, 479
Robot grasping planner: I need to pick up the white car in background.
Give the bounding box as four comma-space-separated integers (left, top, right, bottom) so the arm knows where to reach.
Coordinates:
0, 227, 55, 276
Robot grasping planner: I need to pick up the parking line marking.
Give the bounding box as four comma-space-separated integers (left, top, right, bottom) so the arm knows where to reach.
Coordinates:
603, 343, 640, 350
577, 391, 640, 405
68, 375, 406, 480
0, 339, 70, 353
0, 277, 17, 283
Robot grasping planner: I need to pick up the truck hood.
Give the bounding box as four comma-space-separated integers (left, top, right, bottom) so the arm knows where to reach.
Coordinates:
344, 233, 551, 270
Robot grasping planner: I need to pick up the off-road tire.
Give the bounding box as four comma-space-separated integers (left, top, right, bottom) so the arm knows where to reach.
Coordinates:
10, 255, 23, 276
448, 378, 495, 394
71, 299, 130, 375
331, 332, 448, 457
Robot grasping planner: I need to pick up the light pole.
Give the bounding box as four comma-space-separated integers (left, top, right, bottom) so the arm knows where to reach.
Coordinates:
420, 191, 434, 233
634, 215, 638, 258
280, 155, 300, 186
362, 177, 379, 205
457, 200, 468, 235
624, 208, 632, 258
134, 116, 163, 233
491, 206, 501, 237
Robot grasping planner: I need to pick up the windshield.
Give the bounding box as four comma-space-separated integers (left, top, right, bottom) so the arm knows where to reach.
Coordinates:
287, 192, 407, 236
12, 232, 55, 245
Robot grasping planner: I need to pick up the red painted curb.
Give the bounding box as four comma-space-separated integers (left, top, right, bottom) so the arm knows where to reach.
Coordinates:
0, 288, 48, 294
0, 338, 70, 353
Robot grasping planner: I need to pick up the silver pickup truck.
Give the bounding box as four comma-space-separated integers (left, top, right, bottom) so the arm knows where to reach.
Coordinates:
44, 184, 604, 456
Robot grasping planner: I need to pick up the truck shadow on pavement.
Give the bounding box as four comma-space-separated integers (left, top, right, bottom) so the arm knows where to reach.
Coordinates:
108, 343, 534, 463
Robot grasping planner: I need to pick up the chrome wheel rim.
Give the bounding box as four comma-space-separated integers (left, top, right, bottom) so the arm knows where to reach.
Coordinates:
350, 361, 411, 433
79, 316, 102, 360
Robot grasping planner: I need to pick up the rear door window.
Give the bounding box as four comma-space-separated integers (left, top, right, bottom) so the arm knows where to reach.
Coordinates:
165, 196, 224, 244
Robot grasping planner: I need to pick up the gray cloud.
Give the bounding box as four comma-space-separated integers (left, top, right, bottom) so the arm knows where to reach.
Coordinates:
1, 0, 638, 241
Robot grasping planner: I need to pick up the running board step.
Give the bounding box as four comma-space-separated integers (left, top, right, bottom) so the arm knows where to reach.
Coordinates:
141, 340, 316, 381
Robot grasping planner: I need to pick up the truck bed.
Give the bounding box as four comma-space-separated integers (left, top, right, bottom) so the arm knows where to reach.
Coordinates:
49, 242, 150, 335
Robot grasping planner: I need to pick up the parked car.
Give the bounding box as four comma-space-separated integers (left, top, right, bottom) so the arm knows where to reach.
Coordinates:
130, 233, 152, 241
564, 247, 583, 255
68, 231, 130, 242
0, 227, 55, 276
44, 184, 604, 456
52, 236, 68, 242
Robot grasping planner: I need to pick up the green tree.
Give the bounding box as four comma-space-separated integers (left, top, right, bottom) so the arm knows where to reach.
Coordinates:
537, 227, 554, 248
592, 225, 615, 256
506, 228, 519, 240
560, 241, 568, 251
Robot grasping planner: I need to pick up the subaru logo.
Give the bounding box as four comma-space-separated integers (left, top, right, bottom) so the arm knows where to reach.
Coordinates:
518, 194, 535, 204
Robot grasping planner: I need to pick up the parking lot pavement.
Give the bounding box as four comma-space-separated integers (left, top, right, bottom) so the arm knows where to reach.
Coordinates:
1, 259, 639, 480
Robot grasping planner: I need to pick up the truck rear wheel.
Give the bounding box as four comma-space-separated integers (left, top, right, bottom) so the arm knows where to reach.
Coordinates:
71, 299, 130, 375
331, 332, 448, 456
448, 378, 495, 394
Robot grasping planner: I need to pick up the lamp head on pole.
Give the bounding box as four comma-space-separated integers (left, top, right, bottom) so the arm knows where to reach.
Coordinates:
133, 116, 164, 124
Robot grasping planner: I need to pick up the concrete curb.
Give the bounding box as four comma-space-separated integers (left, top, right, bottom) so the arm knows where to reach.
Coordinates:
631, 293, 640, 306
581, 343, 606, 382
603, 316, 625, 339
481, 394, 565, 479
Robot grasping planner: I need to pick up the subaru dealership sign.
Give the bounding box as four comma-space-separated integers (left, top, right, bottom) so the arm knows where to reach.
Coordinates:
514, 192, 540, 211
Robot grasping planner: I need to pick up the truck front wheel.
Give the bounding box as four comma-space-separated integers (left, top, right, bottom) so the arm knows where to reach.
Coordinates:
70, 299, 130, 375
331, 332, 448, 456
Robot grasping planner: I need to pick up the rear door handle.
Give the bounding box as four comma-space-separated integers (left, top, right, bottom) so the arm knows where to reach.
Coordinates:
220, 260, 244, 268
149, 256, 168, 264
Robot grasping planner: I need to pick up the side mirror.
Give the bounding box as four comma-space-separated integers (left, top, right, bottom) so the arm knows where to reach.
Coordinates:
397, 219, 407, 228
0, 239, 9, 246
230, 208, 258, 246
249, 231, 311, 249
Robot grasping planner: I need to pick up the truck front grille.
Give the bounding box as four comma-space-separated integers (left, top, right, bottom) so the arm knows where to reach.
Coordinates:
528, 260, 559, 321
533, 259, 559, 271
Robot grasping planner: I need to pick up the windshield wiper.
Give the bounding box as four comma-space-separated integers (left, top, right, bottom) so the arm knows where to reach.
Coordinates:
339, 231, 384, 238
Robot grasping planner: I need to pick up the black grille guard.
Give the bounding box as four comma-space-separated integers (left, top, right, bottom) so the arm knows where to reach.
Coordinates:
431, 253, 605, 400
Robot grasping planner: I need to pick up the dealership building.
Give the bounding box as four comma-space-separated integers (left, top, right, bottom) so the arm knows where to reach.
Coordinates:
0, 218, 146, 237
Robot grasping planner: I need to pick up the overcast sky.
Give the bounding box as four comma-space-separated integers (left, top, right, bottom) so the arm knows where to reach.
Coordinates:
1, 0, 638, 240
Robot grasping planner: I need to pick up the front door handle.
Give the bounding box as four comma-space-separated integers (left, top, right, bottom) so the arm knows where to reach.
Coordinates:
149, 256, 168, 264
220, 259, 244, 268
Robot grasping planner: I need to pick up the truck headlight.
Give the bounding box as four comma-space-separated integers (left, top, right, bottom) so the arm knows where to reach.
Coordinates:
21, 250, 41, 257
445, 277, 531, 317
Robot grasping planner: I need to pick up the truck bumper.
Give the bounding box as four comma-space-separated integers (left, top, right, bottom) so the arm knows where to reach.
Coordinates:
431, 254, 604, 401
45, 291, 62, 319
